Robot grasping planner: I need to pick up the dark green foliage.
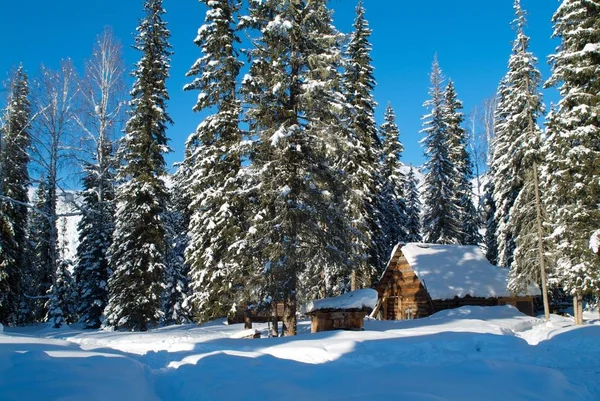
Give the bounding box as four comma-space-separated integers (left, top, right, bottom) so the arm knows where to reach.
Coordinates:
444, 81, 481, 245
378, 104, 408, 256
105, 0, 172, 331
421, 58, 461, 244
404, 167, 422, 243
0, 67, 31, 326
241, 0, 351, 334
182, 0, 249, 323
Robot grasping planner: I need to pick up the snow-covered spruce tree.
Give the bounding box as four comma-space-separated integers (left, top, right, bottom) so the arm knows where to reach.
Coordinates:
378, 103, 408, 254
45, 258, 77, 328
104, 0, 172, 331
162, 170, 191, 325
544, 0, 600, 324
444, 81, 481, 245
241, 0, 350, 335
490, 77, 516, 268
492, 0, 546, 294
0, 67, 31, 326
75, 157, 116, 328
182, 0, 249, 323
404, 167, 422, 243
27, 178, 56, 321
74, 29, 124, 329
341, 1, 383, 284
421, 57, 461, 244
482, 177, 499, 265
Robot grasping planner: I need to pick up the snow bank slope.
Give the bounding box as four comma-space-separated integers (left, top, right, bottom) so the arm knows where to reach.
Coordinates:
2, 306, 598, 401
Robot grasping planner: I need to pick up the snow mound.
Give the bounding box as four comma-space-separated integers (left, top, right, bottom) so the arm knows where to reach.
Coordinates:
230, 329, 260, 339
400, 243, 539, 299
304, 289, 378, 313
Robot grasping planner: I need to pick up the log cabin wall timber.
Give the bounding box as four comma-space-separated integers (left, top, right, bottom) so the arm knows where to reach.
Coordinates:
376, 251, 433, 320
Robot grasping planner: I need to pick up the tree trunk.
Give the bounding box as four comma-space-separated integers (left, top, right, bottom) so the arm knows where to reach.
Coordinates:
283, 297, 296, 336
270, 302, 278, 337
532, 161, 550, 321
351, 270, 357, 291
243, 310, 252, 329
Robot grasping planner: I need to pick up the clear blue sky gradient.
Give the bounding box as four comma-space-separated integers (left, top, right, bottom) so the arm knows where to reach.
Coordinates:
0, 0, 560, 171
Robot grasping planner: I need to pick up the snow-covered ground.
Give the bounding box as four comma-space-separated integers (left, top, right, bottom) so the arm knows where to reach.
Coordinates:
1, 306, 599, 401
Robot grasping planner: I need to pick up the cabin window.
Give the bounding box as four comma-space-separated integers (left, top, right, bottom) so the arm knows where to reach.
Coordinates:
405, 308, 413, 320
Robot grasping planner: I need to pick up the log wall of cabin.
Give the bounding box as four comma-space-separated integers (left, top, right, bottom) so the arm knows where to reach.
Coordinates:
379, 253, 433, 320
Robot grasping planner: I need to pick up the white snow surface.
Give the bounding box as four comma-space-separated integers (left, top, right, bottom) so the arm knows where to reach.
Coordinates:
1, 306, 599, 400
304, 289, 378, 313
399, 243, 539, 299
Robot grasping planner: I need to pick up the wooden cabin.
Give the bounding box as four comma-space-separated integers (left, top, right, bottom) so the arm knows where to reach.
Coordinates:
305, 289, 377, 333
374, 243, 538, 320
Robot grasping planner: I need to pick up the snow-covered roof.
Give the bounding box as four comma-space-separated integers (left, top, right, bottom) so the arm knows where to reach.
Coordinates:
304, 289, 378, 313
395, 243, 538, 299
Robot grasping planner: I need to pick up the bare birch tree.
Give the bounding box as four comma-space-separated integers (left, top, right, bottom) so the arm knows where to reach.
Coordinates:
28, 60, 79, 319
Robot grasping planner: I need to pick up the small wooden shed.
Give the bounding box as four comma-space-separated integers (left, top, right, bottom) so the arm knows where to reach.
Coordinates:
305, 289, 377, 333
374, 243, 538, 320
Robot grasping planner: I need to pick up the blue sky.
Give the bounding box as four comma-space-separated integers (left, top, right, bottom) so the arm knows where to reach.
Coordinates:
0, 0, 560, 172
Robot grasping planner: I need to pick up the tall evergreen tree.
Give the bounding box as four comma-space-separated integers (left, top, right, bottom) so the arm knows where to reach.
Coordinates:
75, 156, 115, 328
241, 0, 350, 335
27, 178, 55, 321
404, 167, 423, 243
421, 57, 461, 244
378, 103, 408, 253
341, 1, 383, 283
444, 81, 481, 245
182, 0, 248, 323
490, 76, 516, 268
483, 177, 499, 265
162, 182, 191, 325
491, 0, 546, 294
104, 0, 172, 331
0, 67, 31, 325
544, 0, 600, 323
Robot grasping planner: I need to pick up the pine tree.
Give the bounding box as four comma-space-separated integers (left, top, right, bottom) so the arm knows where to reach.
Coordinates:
378, 103, 408, 254
544, 0, 600, 324
0, 67, 31, 326
162, 173, 191, 325
45, 258, 77, 328
491, 77, 516, 268
341, 1, 383, 283
182, 0, 249, 323
491, 0, 546, 293
27, 178, 56, 321
444, 81, 481, 245
483, 177, 499, 265
421, 57, 461, 244
241, 0, 350, 335
104, 0, 172, 331
404, 167, 423, 243
74, 157, 115, 328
